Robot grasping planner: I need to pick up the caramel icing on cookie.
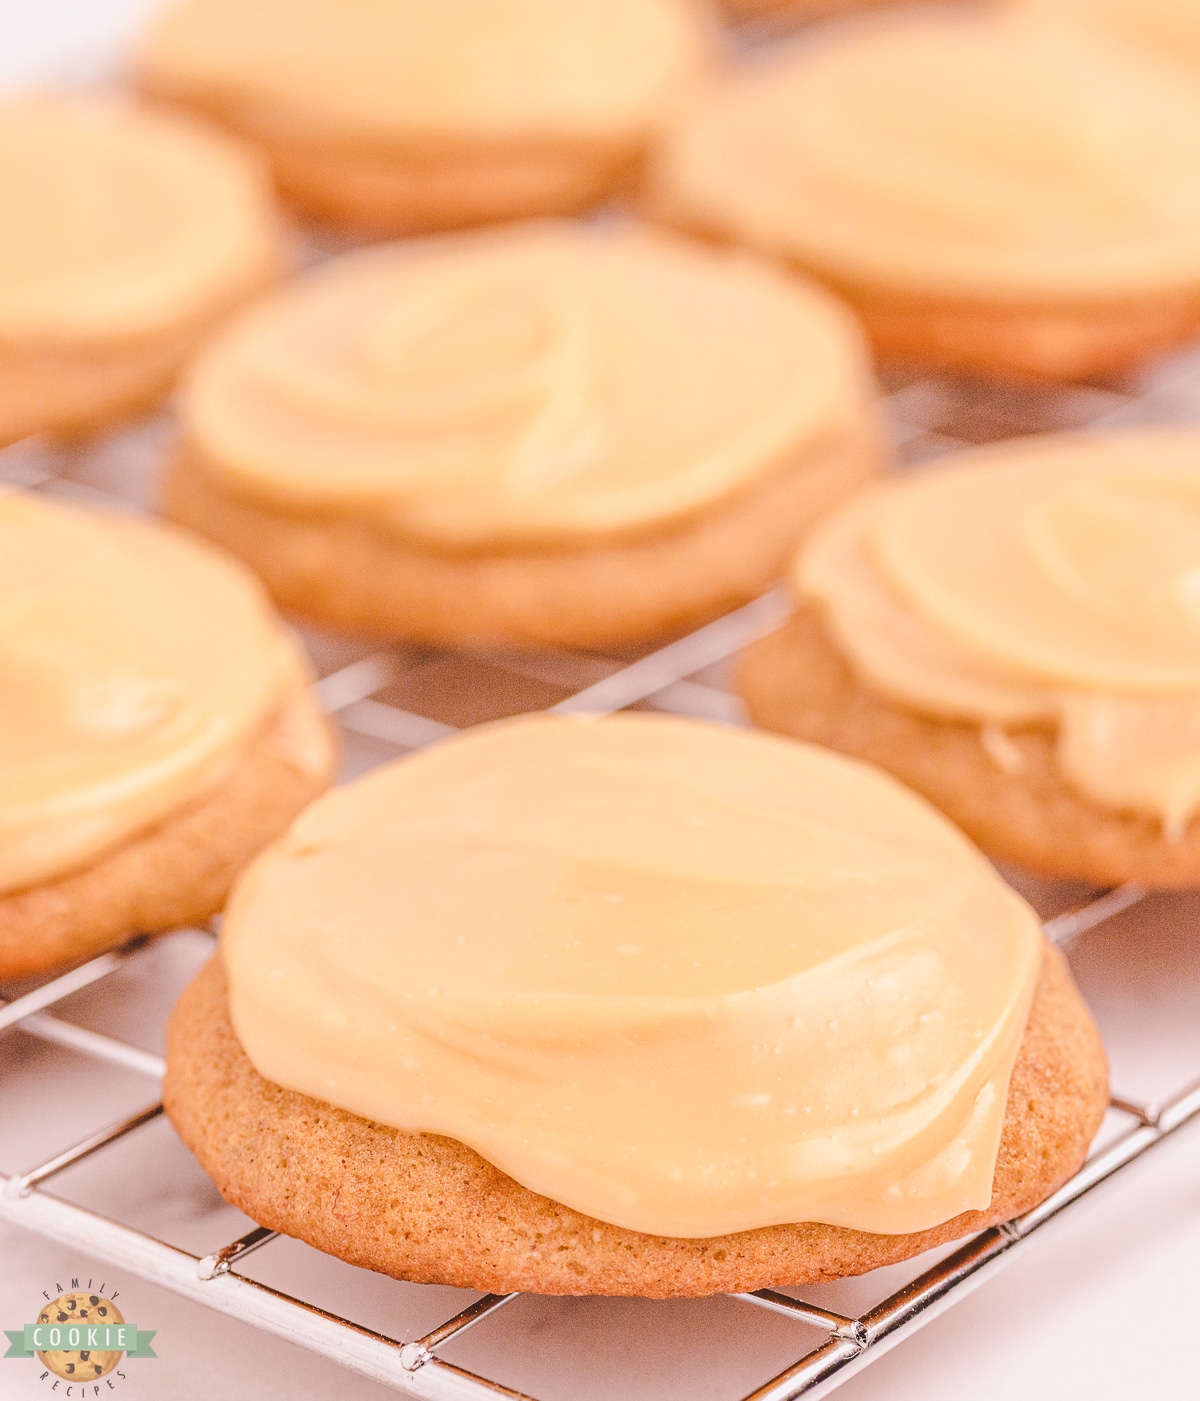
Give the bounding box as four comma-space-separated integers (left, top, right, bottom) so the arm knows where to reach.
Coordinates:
0, 98, 276, 343
653, 14, 1200, 301
800, 432, 1200, 834
181, 223, 871, 546
223, 713, 1043, 1237
0, 493, 311, 894
139, 0, 705, 143
1019, 0, 1200, 83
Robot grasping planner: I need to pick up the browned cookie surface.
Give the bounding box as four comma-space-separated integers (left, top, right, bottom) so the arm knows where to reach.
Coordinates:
146, 111, 648, 238
0, 695, 335, 981
834, 281, 1200, 383
163, 431, 876, 650
0, 294, 264, 448
738, 606, 1200, 887
165, 948, 1107, 1298
649, 206, 1200, 383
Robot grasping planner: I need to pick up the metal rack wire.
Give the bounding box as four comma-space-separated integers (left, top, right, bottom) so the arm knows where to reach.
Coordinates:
3, 355, 1200, 1400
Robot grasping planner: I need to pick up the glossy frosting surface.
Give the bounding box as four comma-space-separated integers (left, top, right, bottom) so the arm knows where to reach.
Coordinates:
183, 222, 870, 546
655, 14, 1200, 301
140, 0, 705, 142
1021, 0, 1200, 81
800, 433, 1200, 832
0, 98, 275, 342
224, 713, 1043, 1238
0, 493, 303, 894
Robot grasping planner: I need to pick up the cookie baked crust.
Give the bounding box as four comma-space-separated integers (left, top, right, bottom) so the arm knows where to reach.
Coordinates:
162, 430, 878, 650
147, 108, 651, 237
0, 281, 274, 448
165, 946, 1106, 1298
0, 694, 335, 982
738, 605, 1200, 887
650, 209, 1200, 383
837, 277, 1200, 383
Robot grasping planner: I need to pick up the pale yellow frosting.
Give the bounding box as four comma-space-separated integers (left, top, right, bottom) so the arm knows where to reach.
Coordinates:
224, 713, 1043, 1238
0, 98, 277, 344
1018, 0, 1200, 83
182, 222, 872, 546
139, 0, 706, 144
654, 14, 1200, 302
0, 493, 312, 895
800, 432, 1200, 834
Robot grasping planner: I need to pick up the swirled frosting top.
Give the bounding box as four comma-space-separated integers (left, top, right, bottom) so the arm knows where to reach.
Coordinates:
653, 13, 1200, 301
139, 0, 706, 143
0, 493, 312, 895
0, 98, 277, 342
223, 713, 1043, 1238
182, 222, 872, 546
800, 432, 1200, 833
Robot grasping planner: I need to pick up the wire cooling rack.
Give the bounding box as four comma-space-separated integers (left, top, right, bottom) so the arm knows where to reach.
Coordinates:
3, 353, 1200, 1401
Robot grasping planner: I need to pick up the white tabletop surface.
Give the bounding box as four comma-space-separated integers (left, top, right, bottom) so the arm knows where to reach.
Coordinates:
1, 4, 1199, 1399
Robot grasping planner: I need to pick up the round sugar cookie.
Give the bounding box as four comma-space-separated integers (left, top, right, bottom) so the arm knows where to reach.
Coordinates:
0, 494, 334, 981
739, 604, 1200, 888
738, 431, 1200, 885
165, 948, 1105, 1296
137, 0, 709, 234
0, 97, 279, 445
650, 12, 1200, 380
166, 714, 1105, 1294
164, 221, 879, 649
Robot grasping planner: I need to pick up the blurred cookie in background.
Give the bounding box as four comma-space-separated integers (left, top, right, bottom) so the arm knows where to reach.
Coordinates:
136, 0, 709, 236
162, 220, 880, 650
0, 98, 279, 446
650, 12, 1200, 381
0, 494, 335, 981
740, 430, 1200, 887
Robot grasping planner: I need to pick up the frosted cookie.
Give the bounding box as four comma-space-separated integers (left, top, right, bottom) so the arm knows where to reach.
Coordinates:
0, 494, 335, 981
163, 221, 878, 649
650, 13, 1200, 380
165, 713, 1107, 1297
739, 431, 1200, 886
0, 98, 279, 446
137, 0, 708, 235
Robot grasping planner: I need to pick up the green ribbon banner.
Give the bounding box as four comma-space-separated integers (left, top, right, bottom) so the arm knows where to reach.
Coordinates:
4, 1324, 157, 1358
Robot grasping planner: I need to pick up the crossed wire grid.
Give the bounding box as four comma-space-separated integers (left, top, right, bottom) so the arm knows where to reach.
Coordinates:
3, 351, 1200, 1399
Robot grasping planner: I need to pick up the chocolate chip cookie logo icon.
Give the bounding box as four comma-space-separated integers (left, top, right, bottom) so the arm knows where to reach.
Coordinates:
4, 1280, 156, 1389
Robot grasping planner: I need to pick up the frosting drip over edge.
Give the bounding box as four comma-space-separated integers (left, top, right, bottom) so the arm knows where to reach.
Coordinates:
799, 432, 1200, 834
